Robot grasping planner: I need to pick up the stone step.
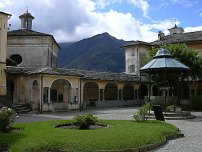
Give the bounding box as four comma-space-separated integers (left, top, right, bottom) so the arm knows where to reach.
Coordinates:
11, 104, 32, 114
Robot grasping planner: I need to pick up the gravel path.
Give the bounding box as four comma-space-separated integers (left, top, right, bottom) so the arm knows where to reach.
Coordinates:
151, 112, 202, 152
14, 108, 202, 152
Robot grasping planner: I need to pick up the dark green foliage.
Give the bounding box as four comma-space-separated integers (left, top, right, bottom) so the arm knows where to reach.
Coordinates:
190, 95, 202, 110
73, 114, 98, 129
6, 59, 17, 66
58, 33, 130, 73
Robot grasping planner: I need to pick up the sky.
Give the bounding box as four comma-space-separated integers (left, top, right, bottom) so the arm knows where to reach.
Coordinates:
1, 0, 202, 43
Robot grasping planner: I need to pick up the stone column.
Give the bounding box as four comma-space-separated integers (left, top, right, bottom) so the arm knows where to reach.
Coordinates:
98, 89, 101, 101
48, 87, 51, 103
117, 89, 120, 100
102, 89, 105, 101
134, 89, 136, 100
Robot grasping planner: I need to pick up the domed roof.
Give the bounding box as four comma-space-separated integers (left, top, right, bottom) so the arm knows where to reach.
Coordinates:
140, 48, 190, 72
19, 10, 34, 19
155, 48, 172, 58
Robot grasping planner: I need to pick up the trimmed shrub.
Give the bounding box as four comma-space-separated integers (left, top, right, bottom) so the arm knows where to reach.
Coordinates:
0, 107, 16, 132
133, 103, 150, 122
73, 114, 98, 129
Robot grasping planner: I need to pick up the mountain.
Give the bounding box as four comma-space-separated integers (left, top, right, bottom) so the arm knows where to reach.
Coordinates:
58, 33, 130, 73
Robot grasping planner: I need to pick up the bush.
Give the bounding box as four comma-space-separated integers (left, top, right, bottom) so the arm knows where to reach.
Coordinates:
190, 95, 202, 111
0, 107, 16, 132
133, 103, 150, 122
73, 114, 98, 129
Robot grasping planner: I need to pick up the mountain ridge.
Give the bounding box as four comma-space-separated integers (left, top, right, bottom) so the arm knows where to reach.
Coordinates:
58, 32, 131, 73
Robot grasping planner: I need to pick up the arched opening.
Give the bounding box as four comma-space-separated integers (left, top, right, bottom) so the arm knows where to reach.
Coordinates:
139, 84, 148, 99
10, 54, 22, 65
152, 85, 160, 96
33, 80, 38, 88
105, 83, 118, 100
123, 83, 134, 100
83, 82, 99, 107
50, 79, 71, 103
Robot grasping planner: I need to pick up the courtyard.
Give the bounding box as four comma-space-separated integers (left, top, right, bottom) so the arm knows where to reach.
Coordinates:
14, 107, 202, 152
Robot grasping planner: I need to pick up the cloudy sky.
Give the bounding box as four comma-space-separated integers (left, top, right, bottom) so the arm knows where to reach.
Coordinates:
1, 0, 202, 43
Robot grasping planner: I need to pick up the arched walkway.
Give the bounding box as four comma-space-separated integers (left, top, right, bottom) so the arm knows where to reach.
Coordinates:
123, 83, 134, 100
139, 84, 148, 99
105, 83, 118, 100
152, 85, 160, 96
50, 79, 71, 103
83, 82, 99, 103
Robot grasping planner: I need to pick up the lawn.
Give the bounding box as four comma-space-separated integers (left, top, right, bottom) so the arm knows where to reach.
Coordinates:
0, 120, 180, 152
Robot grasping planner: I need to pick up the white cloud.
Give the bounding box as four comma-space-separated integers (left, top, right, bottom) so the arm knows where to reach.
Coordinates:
0, 0, 12, 9
184, 26, 202, 32
128, 0, 150, 18
95, 0, 122, 9
74, 9, 142, 41
1, 0, 201, 43
94, 0, 150, 18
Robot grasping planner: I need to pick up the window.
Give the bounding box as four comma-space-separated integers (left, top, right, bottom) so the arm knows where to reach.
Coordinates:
10, 54, 22, 65
50, 89, 57, 102
131, 51, 135, 56
129, 65, 135, 73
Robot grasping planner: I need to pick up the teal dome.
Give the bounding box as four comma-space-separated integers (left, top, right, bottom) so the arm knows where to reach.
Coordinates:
155, 48, 172, 58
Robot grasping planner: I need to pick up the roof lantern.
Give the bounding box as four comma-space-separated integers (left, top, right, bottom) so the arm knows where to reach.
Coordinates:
19, 9, 34, 30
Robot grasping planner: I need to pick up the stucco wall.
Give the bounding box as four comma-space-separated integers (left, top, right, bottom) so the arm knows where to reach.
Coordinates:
7, 36, 59, 68
125, 46, 150, 75
187, 42, 202, 55
0, 12, 9, 95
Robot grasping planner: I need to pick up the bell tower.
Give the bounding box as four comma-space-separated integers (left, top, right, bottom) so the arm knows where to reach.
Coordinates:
0, 11, 11, 95
19, 9, 34, 30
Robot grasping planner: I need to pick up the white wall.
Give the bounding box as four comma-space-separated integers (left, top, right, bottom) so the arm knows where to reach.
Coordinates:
7, 35, 59, 68
125, 46, 149, 75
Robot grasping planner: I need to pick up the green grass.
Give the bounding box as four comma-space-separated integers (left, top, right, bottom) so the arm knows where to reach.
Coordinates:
0, 120, 180, 152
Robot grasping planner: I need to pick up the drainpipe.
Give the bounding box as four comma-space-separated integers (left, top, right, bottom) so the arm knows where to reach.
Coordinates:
40, 74, 43, 113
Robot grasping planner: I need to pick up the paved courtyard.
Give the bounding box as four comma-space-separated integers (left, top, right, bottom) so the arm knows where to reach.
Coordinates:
15, 107, 202, 152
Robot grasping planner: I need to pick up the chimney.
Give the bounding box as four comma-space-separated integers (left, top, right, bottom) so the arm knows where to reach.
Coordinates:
158, 31, 164, 41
